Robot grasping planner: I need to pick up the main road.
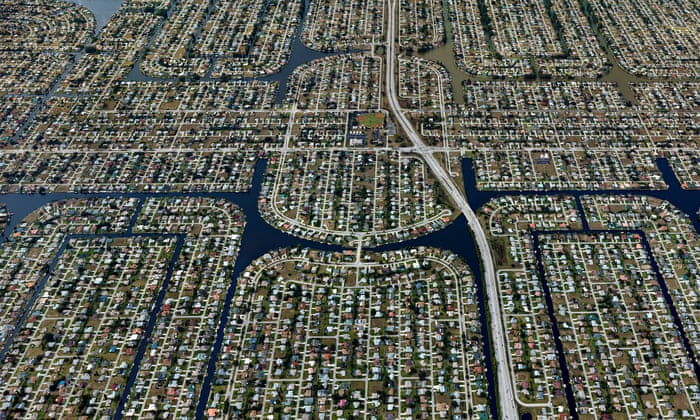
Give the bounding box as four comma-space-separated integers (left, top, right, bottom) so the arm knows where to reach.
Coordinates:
384, 0, 518, 418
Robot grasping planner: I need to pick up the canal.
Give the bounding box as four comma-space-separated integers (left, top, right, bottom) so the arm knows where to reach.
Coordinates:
13, 1, 700, 418
1, 155, 698, 418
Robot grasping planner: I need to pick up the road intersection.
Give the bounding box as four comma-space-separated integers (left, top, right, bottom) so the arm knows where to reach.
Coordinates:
385, 0, 518, 417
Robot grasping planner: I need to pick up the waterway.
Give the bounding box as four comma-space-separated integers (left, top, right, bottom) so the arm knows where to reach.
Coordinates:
0, 158, 498, 418
417, 0, 476, 106
68, 0, 125, 32
414, 0, 662, 107
461, 157, 700, 236
125, 0, 344, 105
10, 1, 698, 418
256, 0, 340, 104
531, 232, 578, 420
2, 157, 698, 418
463, 158, 700, 418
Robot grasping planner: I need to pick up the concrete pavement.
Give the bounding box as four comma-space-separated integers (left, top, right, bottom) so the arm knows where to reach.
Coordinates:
384, 0, 519, 417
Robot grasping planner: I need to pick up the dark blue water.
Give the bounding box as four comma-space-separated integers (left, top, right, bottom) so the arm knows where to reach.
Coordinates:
461, 157, 700, 235
532, 227, 700, 418
531, 233, 579, 420
1, 157, 700, 419
464, 157, 700, 419
125, 0, 351, 104
257, 0, 335, 103
0, 161, 346, 257
115, 233, 185, 419
0, 160, 496, 419
68, 0, 125, 32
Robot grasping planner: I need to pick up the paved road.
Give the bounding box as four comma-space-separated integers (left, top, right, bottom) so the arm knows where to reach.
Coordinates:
385, 0, 519, 418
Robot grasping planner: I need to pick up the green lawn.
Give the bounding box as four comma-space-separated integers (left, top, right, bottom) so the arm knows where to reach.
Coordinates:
358, 113, 384, 129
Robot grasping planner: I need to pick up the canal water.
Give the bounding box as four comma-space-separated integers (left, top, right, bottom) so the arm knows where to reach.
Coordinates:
67, 0, 125, 32
124, 0, 344, 105
463, 157, 700, 419
257, 0, 339, 104
415, 0, 673, 107
461, 157, 700, 236
18, 2, 700, 418
0, 158, 495, 418
531, 225, 700, 420
530, 233, 579, 420
2, 157, 698, 418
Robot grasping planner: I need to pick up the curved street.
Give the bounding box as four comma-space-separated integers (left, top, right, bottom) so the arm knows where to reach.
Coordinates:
385, 0, 518, 418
